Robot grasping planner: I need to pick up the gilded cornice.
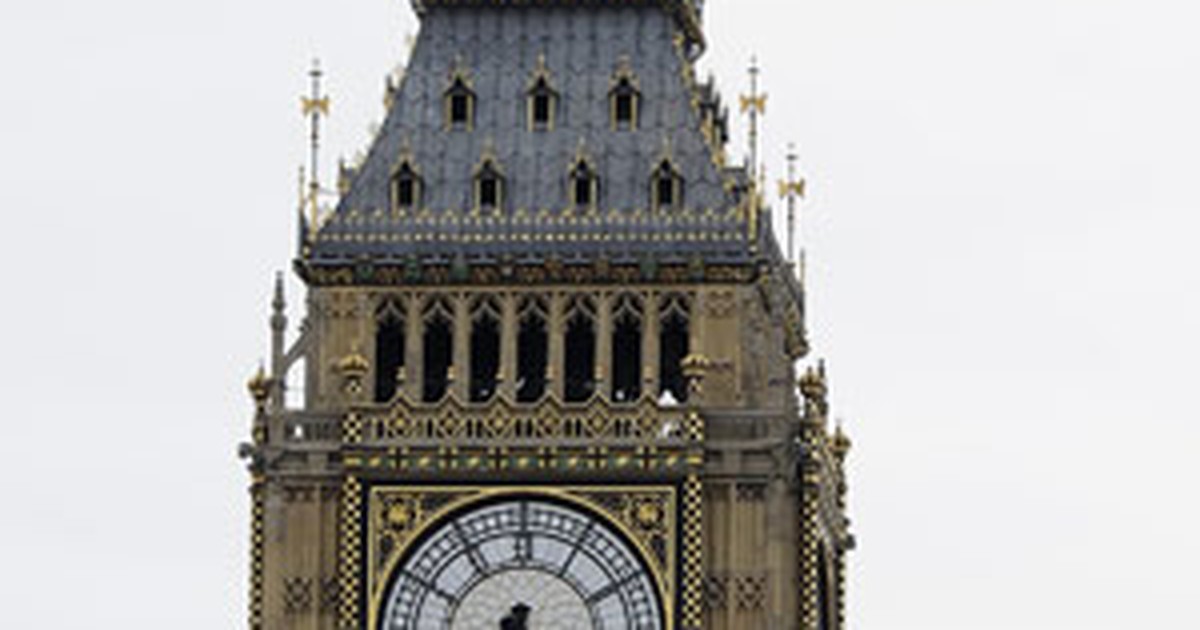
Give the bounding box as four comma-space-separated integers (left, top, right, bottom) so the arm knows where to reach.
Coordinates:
295, 259, 755, 288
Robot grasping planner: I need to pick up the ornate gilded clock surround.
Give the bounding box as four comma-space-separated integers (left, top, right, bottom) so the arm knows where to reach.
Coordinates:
350, 484, 682, 630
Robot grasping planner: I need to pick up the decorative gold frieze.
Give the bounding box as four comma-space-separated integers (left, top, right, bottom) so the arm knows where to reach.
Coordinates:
681, 473, 704, 629
337, 476, 363, 630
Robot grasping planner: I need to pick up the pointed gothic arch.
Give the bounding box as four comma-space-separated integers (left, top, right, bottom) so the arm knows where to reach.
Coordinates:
651, 158, 683, 211
516, 296, 549, 403
569, 155, 599, 209
658, 293, 690, 404
390, 156, 422, 214
563, 296, 598, 403
374, 298, 407, 403
610, 58, 641, 131
611, 294, 644, 403
421, 297, 454, 403
473, 151, 506, 213
527, 55, 559, 131
469, 296, 502, 403
444, 64, 476, 131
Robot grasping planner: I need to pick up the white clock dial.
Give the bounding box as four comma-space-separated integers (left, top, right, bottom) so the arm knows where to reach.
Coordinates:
381, 499, 663, 630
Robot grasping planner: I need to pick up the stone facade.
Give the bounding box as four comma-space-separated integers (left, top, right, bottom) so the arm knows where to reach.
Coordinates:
242, 2, 852, 629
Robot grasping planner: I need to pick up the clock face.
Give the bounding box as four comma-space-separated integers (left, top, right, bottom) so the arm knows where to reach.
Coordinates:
380, 498, 664, 630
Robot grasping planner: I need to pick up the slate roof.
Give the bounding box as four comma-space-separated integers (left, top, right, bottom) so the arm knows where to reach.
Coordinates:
306, 3, 762, 266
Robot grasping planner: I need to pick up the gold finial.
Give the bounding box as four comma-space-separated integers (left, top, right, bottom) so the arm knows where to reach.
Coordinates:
474, 136, 503, 176
247, 363, 271, 406
301, 59, 332, 232
448, 54, 473, 87
657, 133, 676, 164
529, 52, 552, 88
739, 56, 767, 182
831, 421, 853, 462
612, 55, 638, 87
799, 362, 828, 402
573, 137, 590, 165
778, 143, 807, 265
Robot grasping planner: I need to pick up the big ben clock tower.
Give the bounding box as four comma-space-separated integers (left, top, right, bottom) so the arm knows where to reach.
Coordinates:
242, 1, 853, 629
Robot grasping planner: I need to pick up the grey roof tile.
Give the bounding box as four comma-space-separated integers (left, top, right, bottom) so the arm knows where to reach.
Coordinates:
308, 4, 750, 264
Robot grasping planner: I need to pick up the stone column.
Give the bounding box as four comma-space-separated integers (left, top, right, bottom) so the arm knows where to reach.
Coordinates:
643, 291, 660, 398
596, 291, 613, 400
548, 292, 564, 400
500, 292, 518, 400
453, 293, 470, 400
405, 295, 423, 401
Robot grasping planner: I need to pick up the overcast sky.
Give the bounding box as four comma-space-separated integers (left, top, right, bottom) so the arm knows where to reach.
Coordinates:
1, 1, 1196, 628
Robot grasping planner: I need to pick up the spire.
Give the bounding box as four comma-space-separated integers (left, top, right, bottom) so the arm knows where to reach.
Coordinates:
269, 272, 287, 409
779, 143, 807, 266
302, 59, 331, 233
271, 271, 286, 318
740, 56, 767, 182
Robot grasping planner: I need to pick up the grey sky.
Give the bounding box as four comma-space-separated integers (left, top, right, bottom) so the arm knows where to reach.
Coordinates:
0, 1, 1196, 628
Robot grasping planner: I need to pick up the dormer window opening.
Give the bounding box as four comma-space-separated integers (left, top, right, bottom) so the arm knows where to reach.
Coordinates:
390, 162, 421, 212
451, 93, 469, 124
575, 176, 592, 206
397, 177, 416, 207
528, 78, 558, 131
611, 79, 639, 130
475, 159, 505, 212
533, 93, 551, 126
445, 77, 475, 130
480, 178, 498, 207
570, 161, 597, 208
652, 160, 682, 210
657, 173, 674, 207
527, 55, 558, 131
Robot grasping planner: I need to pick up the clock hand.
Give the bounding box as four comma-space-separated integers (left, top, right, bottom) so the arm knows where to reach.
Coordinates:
501, 603, 531, 630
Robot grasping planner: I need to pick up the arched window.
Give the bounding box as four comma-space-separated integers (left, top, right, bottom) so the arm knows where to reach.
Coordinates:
390, 161, 421, 213
611, 295, 643, 403
659, 294, 690, 404
517, 297, 549, 403
469, 297, 501, 403
652, 159, 682, 211
374, 300, 406, 403
570, 159, 598, 209
475, 159, 505, 212
422, 299, 454, 403
563, 297, 597, 403
527, 77, 558, 131
444, 76, 475, 130
610, 58, 640, 131
610, 78, 640, 130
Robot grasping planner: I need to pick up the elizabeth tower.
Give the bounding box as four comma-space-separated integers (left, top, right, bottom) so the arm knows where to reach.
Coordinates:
241, 1, 853, 628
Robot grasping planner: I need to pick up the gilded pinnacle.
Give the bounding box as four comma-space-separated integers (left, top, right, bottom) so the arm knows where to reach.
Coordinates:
247, 364, 271, 403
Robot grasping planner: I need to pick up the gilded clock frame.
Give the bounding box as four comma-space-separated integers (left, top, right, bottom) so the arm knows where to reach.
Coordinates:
360, 484, 680, 630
